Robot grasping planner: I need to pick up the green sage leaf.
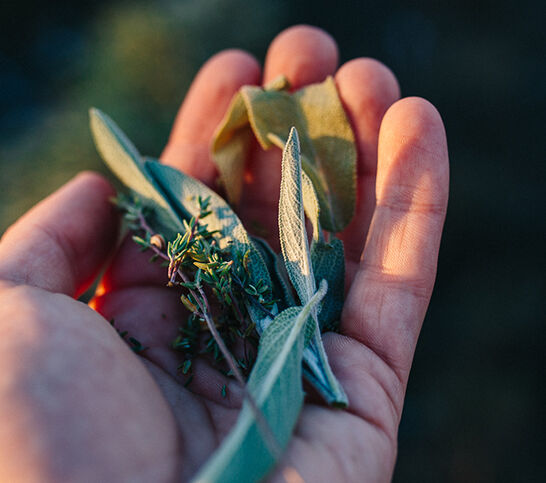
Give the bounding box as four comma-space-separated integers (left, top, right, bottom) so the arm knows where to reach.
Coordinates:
89, 108, 183, 240
251, 236, 295, 310
293, 76, 356, 232
302, 334, 347, 408
193, 281, 327, 483
300, 166, 344, 330
278, 127, 315, 305
278, 128, 348, 407
311, 237, 345, 331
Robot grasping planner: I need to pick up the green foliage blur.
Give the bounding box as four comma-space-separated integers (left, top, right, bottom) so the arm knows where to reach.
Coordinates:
0, 0, 285, 231
1, 0, 544, 481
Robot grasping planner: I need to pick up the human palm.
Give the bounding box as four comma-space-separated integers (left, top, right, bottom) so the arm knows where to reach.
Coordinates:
0, 26, 448, 482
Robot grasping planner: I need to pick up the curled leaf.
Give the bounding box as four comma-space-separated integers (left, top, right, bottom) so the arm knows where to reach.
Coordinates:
212, 76, 357, 232
211, 76, 289, 203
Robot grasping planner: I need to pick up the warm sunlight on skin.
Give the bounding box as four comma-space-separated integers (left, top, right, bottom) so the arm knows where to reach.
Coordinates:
373, 105, 447, 282
0, 25, 448, 482
374, 167, 444, 280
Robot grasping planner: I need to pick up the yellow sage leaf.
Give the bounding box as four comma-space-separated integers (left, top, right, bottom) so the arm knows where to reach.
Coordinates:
212, 76, 357, 232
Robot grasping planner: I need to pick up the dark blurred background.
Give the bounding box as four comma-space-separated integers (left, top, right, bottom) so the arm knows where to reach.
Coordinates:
1, 0, 544, 480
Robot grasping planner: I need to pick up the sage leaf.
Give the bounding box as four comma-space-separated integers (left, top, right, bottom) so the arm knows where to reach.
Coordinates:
212, 76, 357, 232
311, 237, 345, 331
278, 127, 315, 305
301, 169, 323, 243
300, 166, 344, 330
211, 94, 251, 203
302, 336, 347, 408
89, 108, 183, 240
293, 76, 356, 232
193, 281, 328, 483
211, 75, 289, 204
279, 128, 348, 407
251, 236, 295, 310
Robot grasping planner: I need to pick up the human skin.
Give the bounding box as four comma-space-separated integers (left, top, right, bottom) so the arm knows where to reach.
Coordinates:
0, 25, 449, 482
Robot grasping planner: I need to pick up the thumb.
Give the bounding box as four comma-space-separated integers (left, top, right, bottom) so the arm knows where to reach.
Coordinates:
0, 172, 119, 297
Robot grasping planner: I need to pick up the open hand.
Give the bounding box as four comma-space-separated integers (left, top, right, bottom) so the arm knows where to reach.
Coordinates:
0, 26, 448, 482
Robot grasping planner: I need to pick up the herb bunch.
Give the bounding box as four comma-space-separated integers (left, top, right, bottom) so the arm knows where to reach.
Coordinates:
89, 73, 357, 482
115, 193, 275, 384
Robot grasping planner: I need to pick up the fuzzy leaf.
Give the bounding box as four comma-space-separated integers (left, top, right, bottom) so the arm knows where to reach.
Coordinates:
89, 108, 183, 239
251, 236, 295, 310
211, 93, 251, 203
279, 129, 348, 407
300, 164, 345, 330
302, 333, 347, 407
211, 76, 289, 204
300, 170, 347, 330
301, 169, 322, 243
293, 76, 356, 231
212, 76, 356, 232
193, 281, 327, 483
278, 128, 315, 305
311, 237, 345, 331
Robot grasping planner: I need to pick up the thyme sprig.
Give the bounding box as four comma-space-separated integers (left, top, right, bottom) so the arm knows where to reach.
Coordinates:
115, 193, 281, 457
115, 193, 281, 438
115, 194, 263, 373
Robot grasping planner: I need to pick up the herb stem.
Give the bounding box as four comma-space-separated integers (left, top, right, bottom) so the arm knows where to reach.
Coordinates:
137, 210, 155, 238
194, 282, 281, 459
229, 286, 245, 324
232, 273, 276, 318
135, 206, 281, 458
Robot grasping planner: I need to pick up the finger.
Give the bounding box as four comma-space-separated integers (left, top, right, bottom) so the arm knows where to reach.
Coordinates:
263, 25, 339, 88
341, 97, 449, 386
0, 173, 119, 297
240, 25, 339, 245
335, 59, 400, 282
161, 49, 261, 185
